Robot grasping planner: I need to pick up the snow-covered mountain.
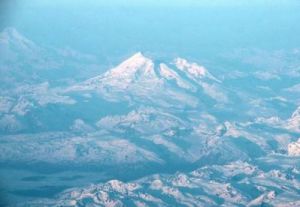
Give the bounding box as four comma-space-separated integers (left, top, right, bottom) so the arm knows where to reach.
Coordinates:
0, 28, 100, 89
68, 52, 228, 109
0, 27, 41, 58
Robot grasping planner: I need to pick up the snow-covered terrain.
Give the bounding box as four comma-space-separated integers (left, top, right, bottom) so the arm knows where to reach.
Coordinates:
0, 28, 300, 206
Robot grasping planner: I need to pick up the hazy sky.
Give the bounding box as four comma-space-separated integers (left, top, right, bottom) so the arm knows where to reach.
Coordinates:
1, 0, 300, 60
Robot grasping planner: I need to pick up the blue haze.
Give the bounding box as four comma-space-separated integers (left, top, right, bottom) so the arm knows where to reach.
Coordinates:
0, 0, 300, 206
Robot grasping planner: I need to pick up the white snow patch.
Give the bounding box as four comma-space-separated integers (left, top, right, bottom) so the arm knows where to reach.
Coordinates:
288, 139, 300, 156
174, 58, 220, 82
159, 63, 192, 90
11, 97, 33, 116
70, 119, 93, 132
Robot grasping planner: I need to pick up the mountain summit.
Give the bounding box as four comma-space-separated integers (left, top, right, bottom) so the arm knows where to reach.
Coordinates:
102, 52, 158, 86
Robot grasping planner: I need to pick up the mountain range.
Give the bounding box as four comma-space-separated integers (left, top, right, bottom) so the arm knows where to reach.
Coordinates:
0, 28, 300, 206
